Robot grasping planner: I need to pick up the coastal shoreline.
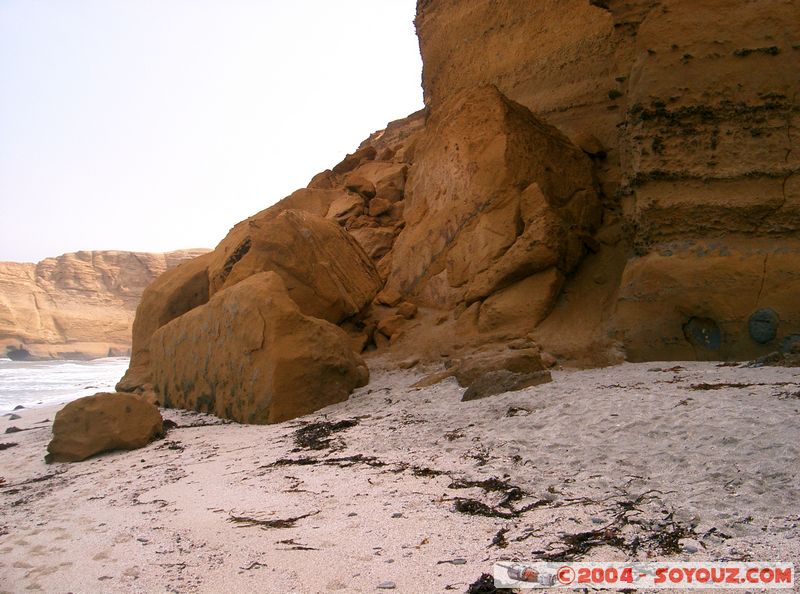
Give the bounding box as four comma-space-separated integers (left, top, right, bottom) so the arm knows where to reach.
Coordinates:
1, 361, 798, 593
0, 357, 130, 414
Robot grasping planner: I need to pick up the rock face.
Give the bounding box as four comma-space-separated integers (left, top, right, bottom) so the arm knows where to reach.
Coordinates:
119, 0, 799, 424
615, 239, 800, 361
46, 392, 164, 463
0, 250, 208, 360
384, 85, 600, 327
412, 0, 800, 362
150, 272, 369, 424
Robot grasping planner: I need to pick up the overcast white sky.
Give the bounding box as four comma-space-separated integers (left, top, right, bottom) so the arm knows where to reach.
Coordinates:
0, 0, 423, 263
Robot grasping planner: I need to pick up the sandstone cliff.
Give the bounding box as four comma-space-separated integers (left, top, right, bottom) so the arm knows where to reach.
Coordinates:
118, 0, 799, 424
0, 249, 208, 360
414, 0, 800, 362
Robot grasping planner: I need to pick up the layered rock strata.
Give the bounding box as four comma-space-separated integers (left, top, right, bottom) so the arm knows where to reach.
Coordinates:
0, 250, 208, 360
414, 0, 800, 361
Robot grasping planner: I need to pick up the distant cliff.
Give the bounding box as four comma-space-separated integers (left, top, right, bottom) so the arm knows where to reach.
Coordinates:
0, 249, 208, 360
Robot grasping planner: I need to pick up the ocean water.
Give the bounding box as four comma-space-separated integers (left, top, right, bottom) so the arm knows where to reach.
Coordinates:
0, 357, 130, 413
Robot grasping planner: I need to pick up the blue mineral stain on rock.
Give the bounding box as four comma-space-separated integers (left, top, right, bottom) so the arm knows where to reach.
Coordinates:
748, 308, 779, 344
781, 334, 800, 354
683, 317, 722, 350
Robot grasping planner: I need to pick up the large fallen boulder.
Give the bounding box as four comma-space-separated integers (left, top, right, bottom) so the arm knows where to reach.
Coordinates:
384, 85, 600, 334
46, 392, 164, 463
206, 209, 381, 323
118, 210, 381, 394
117, 252, 213, 392
150, 272, 369, 424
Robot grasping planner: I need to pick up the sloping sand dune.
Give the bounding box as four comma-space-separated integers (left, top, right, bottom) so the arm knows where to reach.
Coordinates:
1, 361, 798, 593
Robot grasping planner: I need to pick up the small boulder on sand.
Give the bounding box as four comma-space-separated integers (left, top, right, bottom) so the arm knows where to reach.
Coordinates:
461, 369, 552, 401
46, 393, 164, 463
454, 347, 545, 386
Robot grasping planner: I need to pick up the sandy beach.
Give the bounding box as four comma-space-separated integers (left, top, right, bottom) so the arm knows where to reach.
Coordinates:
1, 360, 798, 593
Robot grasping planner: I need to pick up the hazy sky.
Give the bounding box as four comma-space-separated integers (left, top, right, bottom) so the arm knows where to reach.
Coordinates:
0, 0, 423, 263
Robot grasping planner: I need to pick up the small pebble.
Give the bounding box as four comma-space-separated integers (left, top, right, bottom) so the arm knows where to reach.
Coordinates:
7, 414, 21, 420
591, 516, 605, 524
391, 512, 403, 518
5, 426, 21, 434
347, 512, 358, 517
683, 544, 699, 553
377, 581, 396, 589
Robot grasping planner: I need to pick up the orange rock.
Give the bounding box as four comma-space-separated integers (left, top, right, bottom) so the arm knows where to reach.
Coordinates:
396, 301, 418, 320
348, 227, 397, 261
117, 252, 214, 392
387, 201, 404, 222
477, 269, 565, 333
411, 0, 800, 363
454, 347, 546, 387
540, 352, 558, 368
353, 162, 408, 202
307, 169, 339, 189
207, 210, 381, 324
377, 315, 405, 339
385, 85, 599, 310
368, 197, 393, 217
150, 272, 369, 424
117, 0, 800, 375
344, 174, 377, 199
615, 239, 800, 362
375, 287, 403, 307
120, 208, 380, 394
572, 132, 606, 158
326, 193, 365, 225
46, 392, 163, 463
332, 145, 377, 175
268, 187, 345, 218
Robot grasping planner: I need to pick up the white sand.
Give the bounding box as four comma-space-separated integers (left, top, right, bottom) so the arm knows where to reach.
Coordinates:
1, 361, 799, 593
